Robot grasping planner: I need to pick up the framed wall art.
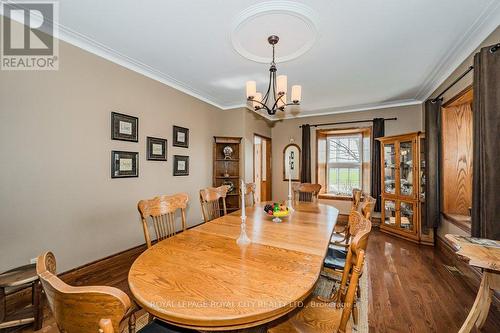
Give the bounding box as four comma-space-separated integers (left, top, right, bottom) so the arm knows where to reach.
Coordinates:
111, 112, 138, 142
173, 125, 189, 148
146, 136, 167, 161
173, 155, 189, 176
283, 143, 301, 181
111, 150, 139, 178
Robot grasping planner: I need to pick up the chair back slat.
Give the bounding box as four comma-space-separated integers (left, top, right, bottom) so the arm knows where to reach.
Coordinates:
200, 185, 230, 223
36, 252, 131, 333
138, 193, 189, 248
242, 183, 257, 206
293, 183, 322, 203
360, 195, 376, 220
351, 188, 362, 211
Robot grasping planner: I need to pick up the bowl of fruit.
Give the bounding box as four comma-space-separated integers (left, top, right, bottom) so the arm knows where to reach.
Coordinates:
264, 202, 290, 223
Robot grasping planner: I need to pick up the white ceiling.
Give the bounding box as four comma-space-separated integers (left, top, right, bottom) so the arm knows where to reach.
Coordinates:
37, 1, 500, 118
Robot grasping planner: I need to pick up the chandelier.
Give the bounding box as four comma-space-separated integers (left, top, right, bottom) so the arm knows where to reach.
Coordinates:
246, 35, 302, 115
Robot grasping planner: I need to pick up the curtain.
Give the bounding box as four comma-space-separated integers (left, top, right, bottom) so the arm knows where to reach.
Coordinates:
370, 118, 384, 212
300, 124, 312, 201
424, 99, 442, 228
472, 44, 500, 240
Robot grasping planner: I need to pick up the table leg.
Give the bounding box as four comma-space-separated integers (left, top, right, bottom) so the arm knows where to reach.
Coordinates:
458, 271, 495, 333
33, 281, 43, 330
0, 287, 5, 322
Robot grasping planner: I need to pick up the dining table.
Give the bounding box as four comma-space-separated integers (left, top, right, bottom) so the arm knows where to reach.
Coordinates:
128, 202, 339, 331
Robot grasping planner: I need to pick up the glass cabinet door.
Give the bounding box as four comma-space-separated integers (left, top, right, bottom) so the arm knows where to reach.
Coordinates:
383, 200, 397, 227
383, 143, 397, 195
399, 141, 414, 197
399, 201, 415, 232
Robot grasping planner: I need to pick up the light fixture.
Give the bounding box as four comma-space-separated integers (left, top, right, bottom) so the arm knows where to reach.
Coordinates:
246, 35, 302, 115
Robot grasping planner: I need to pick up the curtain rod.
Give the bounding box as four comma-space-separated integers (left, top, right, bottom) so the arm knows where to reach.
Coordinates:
431, 66, 474, 103
299, 117, 397, 128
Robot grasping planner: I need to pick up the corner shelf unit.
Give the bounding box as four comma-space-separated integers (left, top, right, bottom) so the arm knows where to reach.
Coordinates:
213, 136, 242, 214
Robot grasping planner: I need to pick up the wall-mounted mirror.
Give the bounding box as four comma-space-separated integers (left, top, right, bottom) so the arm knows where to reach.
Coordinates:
283, 143, 301, 181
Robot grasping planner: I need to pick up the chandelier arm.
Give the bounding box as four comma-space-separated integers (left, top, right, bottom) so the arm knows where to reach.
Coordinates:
251, 99, 272, 113
270, 92, 286, 111
262, 69, 272, 105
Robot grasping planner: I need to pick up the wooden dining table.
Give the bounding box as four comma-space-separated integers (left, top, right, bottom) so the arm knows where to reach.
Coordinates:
128, 202, 338, 331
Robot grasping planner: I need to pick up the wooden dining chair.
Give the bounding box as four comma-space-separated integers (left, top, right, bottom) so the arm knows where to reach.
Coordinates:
137, 193, 189, 248
242, 183, 257, 207
38, 252, 193, 333
268, 223, 371, 333
293, 183, 322, 203
199, 185, 230, 223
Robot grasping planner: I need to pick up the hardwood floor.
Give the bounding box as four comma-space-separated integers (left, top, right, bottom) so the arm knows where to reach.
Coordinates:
4, 230, 499, 333
367, 230, 500, 333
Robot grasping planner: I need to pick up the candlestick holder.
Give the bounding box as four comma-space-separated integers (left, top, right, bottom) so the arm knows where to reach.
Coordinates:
236, 216, 251, 245
287, 195, 294, 213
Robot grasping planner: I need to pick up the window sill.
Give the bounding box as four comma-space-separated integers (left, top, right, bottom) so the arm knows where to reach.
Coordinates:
318, 194, 353, 201
441, 212, 471, 233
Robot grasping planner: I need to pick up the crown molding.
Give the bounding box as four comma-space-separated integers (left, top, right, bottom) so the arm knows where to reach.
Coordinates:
245, 99, 423, 121
415, 0, 500, 101
57, 24, 230, 110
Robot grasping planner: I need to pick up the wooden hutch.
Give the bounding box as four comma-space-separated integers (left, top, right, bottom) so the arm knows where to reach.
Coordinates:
377, 132, 434, 245
213, 136, 242, 214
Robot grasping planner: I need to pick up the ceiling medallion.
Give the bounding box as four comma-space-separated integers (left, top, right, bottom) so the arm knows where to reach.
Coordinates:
231, 1, 318, 63
246, 35, 302, 116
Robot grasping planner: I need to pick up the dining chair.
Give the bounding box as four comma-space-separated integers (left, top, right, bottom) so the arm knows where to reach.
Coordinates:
137, 193, 189, 248
333, 189, 363, 236
199, 185, 230, 223
292, 183, 322, 203
37, 252, 193, 333
242, 183, 257, 207
267, 222, 371, 333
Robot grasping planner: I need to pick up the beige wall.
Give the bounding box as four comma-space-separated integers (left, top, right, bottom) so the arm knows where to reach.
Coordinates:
431, 26, 500, 239
0, 40, 223, 272
271, 104, 423, 214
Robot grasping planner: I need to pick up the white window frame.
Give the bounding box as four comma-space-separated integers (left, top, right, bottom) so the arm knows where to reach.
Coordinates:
326, 133, 363, 196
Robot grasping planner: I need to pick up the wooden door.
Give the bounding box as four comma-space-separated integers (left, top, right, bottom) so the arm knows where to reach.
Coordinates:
254, 134, 272, 202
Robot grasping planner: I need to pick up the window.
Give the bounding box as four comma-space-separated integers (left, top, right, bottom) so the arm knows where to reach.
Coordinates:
316, 128, 370, 198
326, 134, 363, 196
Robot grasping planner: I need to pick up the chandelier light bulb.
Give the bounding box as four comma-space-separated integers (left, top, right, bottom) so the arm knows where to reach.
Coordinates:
291, 85, 302, 103
277, 75, 287, 95
246, 81, 256, 99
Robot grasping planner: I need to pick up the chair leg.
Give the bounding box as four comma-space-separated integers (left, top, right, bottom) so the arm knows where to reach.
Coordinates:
0, 286, 5, 322
33, 281, 43, 330
128, 312, 136, 333
352, 302, 359, 326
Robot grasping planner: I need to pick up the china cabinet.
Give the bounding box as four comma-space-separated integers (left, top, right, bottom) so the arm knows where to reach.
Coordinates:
213, 137, 242, 214
377, 132, 434, 245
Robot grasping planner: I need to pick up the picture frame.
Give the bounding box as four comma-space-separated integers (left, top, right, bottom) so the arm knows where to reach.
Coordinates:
173, 155, 189, 176
111, 112, 138, 142
111, 150, 139, 178
283, 143, 301, 181
173, 125, 189, 148
146, 136, 167, 161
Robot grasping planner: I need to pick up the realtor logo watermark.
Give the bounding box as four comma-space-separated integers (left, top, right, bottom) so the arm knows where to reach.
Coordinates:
1, 0, 59, 70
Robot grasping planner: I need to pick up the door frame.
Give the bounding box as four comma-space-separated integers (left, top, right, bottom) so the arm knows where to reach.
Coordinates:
253, 133, 272, 201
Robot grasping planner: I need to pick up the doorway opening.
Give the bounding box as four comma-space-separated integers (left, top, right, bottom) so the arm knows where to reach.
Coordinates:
254, 134, 272, 202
